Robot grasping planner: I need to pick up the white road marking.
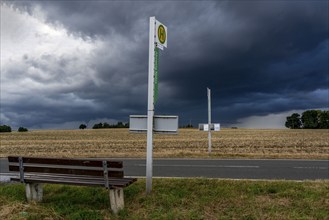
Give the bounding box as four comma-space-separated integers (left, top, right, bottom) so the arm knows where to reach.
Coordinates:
293, 167, 328, 170
135, 164, 259, 168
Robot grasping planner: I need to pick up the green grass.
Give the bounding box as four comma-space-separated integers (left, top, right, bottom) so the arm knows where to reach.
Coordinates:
1, 179, 328, 219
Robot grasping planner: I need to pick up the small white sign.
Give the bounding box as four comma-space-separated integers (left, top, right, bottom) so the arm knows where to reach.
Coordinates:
214, 123, 220, 131
204, 124, 209, 131
199, 123, 221, 131
156, 43, 164, 50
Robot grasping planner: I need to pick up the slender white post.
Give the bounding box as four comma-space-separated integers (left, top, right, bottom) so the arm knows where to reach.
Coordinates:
146, 17, 156, 194
207, 88, 212, 155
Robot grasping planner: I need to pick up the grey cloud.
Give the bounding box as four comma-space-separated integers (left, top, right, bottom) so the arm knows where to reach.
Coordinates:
2, 1, 328, 129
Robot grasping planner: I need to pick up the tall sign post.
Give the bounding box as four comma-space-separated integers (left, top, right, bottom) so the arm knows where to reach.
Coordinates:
146, 17, 167, 194
198, 88, 219, 153
207, 88, 212, 155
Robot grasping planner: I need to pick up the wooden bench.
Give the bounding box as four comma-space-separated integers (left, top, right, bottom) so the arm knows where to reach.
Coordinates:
8, 156, 137, 214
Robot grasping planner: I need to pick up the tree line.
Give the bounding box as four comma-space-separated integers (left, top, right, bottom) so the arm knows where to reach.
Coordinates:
0, 125, 28, 132
79, 122, 129, 129
285, 110, 329, 129
0, 122, 130, 132
180, 123, 194, 128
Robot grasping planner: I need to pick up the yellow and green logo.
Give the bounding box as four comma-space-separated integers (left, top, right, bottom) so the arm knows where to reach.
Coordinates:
157, 24, 166, 44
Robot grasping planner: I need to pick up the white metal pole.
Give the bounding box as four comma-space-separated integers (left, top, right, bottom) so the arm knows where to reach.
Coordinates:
207, 88, 212, 155
146, 17, 156, 194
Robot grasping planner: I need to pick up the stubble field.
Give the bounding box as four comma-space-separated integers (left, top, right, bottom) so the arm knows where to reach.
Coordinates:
1, 128, 328, 159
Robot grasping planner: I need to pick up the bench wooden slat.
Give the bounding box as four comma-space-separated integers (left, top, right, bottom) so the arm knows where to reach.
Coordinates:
13, 173, 137, 187
22, 173, 108, 181
10, 177, 136, 188
11, 177, 104, 186
21, 173, 136, 182
18, 173, 136, 183
9, 165, 124, 178
8, 156, 122, 168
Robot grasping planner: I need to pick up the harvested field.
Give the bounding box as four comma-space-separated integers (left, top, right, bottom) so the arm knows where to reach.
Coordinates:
0, 129, 328, 159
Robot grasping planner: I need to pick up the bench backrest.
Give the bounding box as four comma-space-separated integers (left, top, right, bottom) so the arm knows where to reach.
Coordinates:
8, 156, 124, 186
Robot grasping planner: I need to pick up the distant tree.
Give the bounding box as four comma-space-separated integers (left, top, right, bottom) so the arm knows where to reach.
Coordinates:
92, 123, 103, 129
103, 122, 110, 128
117, 122, 124, 128
18, 127, 28, 132
79, 124, 87, 129
285, 113, 302, 129
0, 125, 12, 132
181, 124, 194, 128
92, 121, 129, 129
302, 110, 320, 129
319, 111, 329, 129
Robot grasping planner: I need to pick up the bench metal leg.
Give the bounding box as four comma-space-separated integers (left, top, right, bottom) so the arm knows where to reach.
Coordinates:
109, 188, 124, 214
26, 183, 43, 202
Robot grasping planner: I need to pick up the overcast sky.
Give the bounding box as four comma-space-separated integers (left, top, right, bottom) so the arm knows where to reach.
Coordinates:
1, 1, 328, 129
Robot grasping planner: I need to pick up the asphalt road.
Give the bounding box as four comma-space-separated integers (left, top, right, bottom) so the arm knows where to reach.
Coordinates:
1, 158, 328, 180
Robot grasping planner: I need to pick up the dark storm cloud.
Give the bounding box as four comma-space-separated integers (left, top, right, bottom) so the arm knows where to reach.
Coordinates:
1, 1, 328, 129
156, 1, 329, 125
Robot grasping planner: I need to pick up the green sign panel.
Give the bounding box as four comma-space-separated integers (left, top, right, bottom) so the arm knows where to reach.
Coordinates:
154, 47, 159, 104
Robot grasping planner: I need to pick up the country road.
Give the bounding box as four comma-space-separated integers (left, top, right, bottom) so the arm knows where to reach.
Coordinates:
0, 158, 328, 181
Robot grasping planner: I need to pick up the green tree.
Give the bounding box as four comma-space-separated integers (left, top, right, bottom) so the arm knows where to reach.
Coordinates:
0, 125, 12, 132
18, 127, 28, 132
117, 122, 124, 128
79, 124, 87, 129
92, 123, 103, 129
301, 110, 320, 129
319, 111, 329, 129
103, 122, 110, 128
285, 113, 301, 129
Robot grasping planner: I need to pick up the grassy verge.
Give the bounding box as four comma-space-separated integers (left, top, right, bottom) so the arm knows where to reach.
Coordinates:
1, 179, 328, 219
